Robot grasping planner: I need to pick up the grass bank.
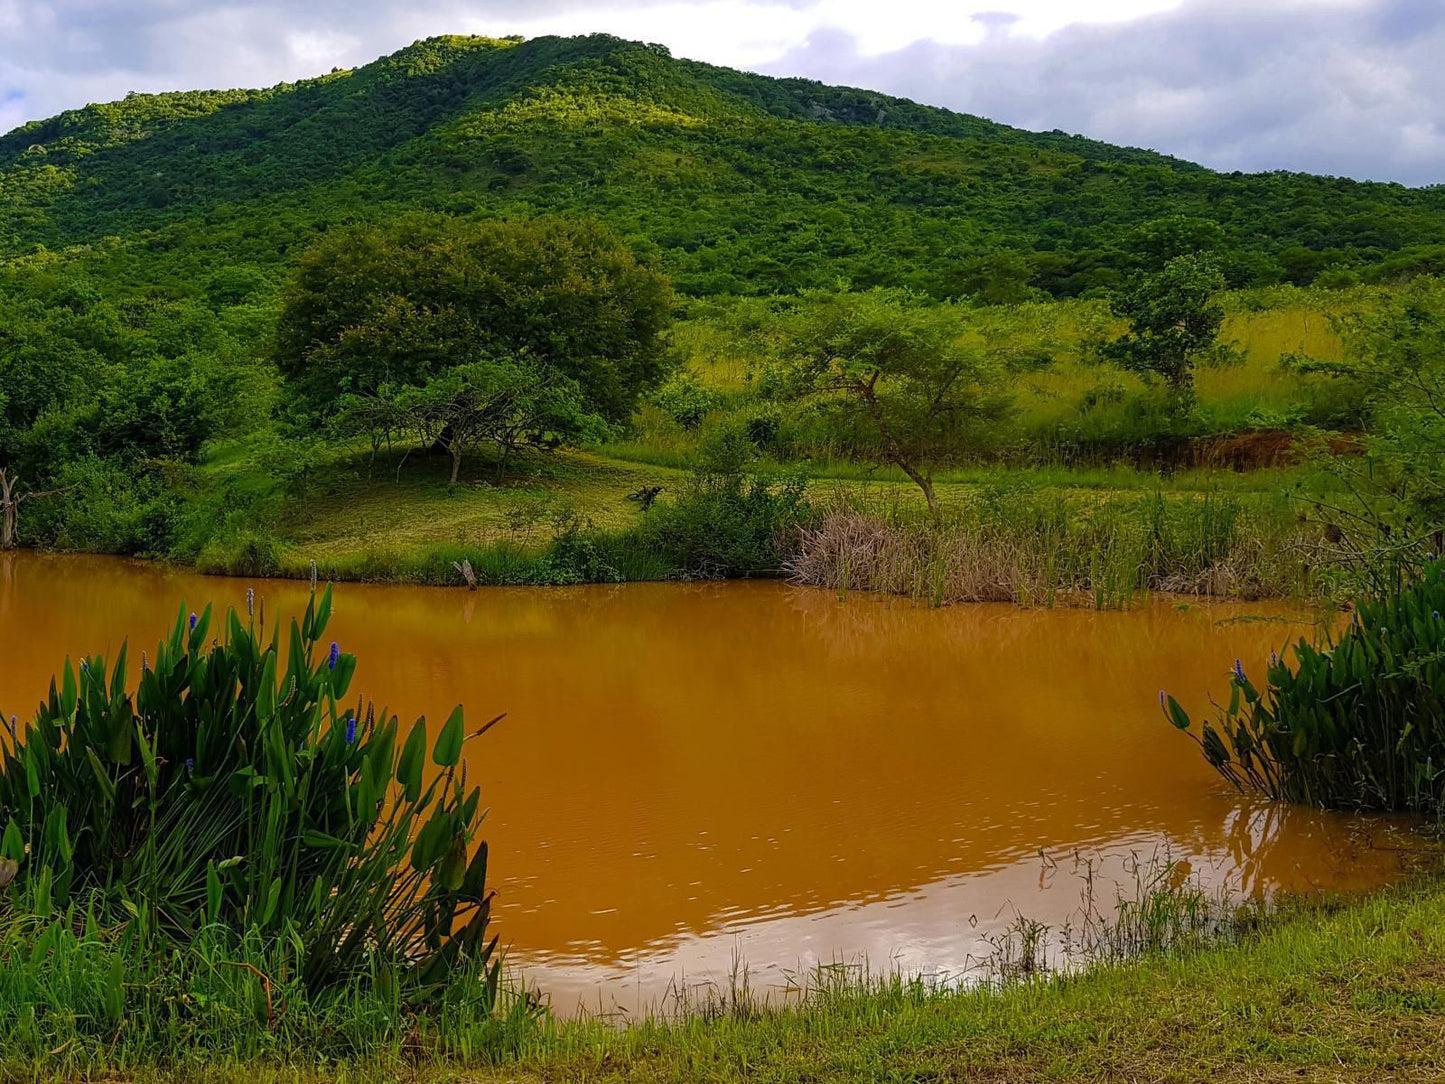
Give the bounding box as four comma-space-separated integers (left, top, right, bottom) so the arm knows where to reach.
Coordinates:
183, 443, 1340, 604
13, 874, 1445, 1083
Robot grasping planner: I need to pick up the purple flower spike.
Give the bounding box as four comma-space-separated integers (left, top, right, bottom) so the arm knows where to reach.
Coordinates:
345, 715, 358, 744
189, 612, 198, 631
1233, 659, 1246, 682
328, 642, 340, 670
1159, 690, 1167, 708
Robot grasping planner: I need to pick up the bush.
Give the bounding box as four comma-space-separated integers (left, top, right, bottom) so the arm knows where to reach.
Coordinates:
652, 372, 723, 430
22, 455, 181, 555
1165, 561, 1445, 812
638, 426, 810, 577
0, 589, 500, 1005
194, 530, 285, 576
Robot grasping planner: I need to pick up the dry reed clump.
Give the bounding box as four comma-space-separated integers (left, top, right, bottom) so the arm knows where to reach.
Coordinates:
784, 495, 1318, 607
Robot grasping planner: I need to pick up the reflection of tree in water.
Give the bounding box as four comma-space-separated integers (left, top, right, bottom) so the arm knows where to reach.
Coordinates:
782, 583, 1315, 691
0, 551, 15, 620
1194, 800, 1405, 900
785, 583, 1062, 661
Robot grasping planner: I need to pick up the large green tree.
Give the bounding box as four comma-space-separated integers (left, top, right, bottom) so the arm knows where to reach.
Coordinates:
1311, 278, 1445, 565
274, 214, 674, 431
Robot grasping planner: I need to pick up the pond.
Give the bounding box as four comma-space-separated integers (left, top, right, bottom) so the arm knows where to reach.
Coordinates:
0, 552, 1410, 1014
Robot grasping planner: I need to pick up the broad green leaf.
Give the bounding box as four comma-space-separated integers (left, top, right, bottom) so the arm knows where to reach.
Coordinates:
313, 584, 333, 639
397, 717, 427, 803
85, 747, 116, 803
1164, 694, 1191, 731
433, 704, 464, 767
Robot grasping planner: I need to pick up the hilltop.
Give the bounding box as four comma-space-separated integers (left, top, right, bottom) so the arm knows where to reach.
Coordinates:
3, 32, 1444, 298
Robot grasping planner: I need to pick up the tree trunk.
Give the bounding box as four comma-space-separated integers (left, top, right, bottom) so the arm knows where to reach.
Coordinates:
858, 373, 940, 517
449, 445, 463, 489
0, 470, 18, 550
894, 458, 939, 516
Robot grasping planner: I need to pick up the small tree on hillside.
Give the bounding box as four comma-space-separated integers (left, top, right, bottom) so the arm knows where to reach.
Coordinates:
775, 289, 1011, 515
1105, 254, 1228, 402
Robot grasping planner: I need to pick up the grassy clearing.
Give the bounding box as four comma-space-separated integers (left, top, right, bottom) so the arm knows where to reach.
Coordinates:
16, 875, 1445, 1083
186, 439, 1342, 602
668, 286, 1376, 466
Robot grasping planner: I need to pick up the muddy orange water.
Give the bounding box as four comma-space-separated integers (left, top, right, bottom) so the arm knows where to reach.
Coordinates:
0, 553, 1413, 1013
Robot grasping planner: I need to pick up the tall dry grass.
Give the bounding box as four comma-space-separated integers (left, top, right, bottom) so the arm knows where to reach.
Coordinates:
786, 489, 1325, 607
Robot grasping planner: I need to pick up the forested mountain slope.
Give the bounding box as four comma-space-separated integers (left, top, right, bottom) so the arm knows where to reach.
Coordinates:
3, 32, 1444, 299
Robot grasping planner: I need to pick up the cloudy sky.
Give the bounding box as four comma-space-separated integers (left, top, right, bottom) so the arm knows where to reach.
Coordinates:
2, 0, 1442, 184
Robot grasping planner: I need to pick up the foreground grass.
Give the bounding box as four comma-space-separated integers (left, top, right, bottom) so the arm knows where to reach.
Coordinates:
22, 876, 1445, 1083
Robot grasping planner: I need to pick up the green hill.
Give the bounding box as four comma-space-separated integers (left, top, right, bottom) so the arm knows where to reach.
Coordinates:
4, 32, 1445, 299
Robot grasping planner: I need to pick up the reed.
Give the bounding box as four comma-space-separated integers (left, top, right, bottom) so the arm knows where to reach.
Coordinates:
786, 487, 1319, 607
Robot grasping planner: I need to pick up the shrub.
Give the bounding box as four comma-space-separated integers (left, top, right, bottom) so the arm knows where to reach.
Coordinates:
638, 425, 810, 577
1165, 561, 1445, 812
652, 372, 723, 430
0, 589, 500, 1004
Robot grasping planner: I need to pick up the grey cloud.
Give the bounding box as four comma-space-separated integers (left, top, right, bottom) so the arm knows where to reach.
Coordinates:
0, 1, 611, 109
762, 0, 1445, 184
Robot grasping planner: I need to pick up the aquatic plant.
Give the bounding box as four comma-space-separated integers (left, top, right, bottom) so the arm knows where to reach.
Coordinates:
1165, 561, 1445, 812
0, 587, 500, 1003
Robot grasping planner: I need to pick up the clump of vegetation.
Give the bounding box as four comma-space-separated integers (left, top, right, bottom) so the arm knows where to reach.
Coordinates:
789, 487, 1312, 608
634, 424, 811, 578
0, 588, 522, 1061
1165, 560, 1445, 813
273, 214, 672, 487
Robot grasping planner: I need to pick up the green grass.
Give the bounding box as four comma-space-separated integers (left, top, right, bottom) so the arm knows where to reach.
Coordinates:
183, 436, 1343, 600
14, 875, 1445, 1082
662, 286, 1379, 467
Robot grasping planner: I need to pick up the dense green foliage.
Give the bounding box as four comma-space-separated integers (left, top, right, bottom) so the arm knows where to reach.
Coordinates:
0, 252, 273, 552
1, 30, 1442, 583
0, 590, 501, 1005
5, 33, 1445, 303
1166, 562, 1445, 812
275, 215, 672, 426
1104, 254, 1229, 398
1307, 278, 1445, 556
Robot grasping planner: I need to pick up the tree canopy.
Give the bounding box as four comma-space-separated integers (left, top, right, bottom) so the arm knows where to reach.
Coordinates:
274, 214, 673, 428
1104, 254, 1228, 399
768, 289, 1012, 512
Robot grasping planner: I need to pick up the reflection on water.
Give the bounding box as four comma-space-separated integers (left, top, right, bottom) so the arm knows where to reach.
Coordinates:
0, 552, 1412, 1013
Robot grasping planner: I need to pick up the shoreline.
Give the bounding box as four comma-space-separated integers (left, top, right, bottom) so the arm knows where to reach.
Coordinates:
12, 869, 1444, 1082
